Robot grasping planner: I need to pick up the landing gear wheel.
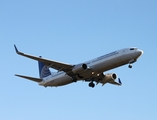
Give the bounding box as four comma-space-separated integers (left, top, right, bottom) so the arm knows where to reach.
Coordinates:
89, 82, 95, 88
72, 76, 77, 82
128, 64, 132, 68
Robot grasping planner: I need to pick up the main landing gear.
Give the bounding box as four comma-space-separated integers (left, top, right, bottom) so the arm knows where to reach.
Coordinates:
89, 82, 95, 88
72, 76, 77, 82
72, 74, 83, 82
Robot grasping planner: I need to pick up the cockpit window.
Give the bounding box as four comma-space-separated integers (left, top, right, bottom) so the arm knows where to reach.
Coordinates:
130, 48, 135, 50
130, 48, 137, 50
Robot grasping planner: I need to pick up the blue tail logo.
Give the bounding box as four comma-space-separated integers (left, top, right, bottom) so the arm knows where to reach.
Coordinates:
38, 59, 51, 79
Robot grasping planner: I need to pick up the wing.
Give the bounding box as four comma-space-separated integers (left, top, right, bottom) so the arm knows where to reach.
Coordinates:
14, 45, 74, 72
108, 80, 121, 85
87, 73, 121, 86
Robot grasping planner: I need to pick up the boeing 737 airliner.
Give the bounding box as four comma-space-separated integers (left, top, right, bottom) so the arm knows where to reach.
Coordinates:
14, 45, 143, 88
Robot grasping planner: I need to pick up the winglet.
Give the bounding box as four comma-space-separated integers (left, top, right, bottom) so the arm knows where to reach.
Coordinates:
14, 44, 19, 53
118, 78, 122, 85
14, 44, 24, 55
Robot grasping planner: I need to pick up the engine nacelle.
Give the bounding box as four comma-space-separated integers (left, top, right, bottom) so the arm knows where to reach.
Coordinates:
102, 73, 117, 83
72, 63, 87, 74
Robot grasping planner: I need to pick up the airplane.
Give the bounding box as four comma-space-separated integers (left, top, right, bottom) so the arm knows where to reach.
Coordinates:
14, 45, 143, 88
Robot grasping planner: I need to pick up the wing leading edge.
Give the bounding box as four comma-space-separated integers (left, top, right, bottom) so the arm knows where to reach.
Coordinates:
14, 45, 74, 72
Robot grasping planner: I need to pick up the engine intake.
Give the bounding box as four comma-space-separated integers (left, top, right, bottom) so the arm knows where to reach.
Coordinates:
102, 73, 117, 83
72, 63, 87, 74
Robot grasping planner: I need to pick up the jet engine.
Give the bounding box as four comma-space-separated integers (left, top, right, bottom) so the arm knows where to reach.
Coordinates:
72, 63, 87, 74
102, 73, 117, 83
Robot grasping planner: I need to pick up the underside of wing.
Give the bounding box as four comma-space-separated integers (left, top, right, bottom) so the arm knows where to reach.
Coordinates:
15, 74, 42, 82
108, 81, 121, 85
14, 45, 74, 72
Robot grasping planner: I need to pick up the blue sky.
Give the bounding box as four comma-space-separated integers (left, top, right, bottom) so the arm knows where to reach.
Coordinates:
1, 0, 157, 119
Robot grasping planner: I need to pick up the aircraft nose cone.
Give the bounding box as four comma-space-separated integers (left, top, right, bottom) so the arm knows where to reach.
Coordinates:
137, 49, 144, 56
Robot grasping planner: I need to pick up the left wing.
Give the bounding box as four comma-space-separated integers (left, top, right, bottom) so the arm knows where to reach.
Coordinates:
14, 45, 74, 72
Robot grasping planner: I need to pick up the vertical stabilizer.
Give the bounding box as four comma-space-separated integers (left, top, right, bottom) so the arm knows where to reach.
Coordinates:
38, 56, 51, 78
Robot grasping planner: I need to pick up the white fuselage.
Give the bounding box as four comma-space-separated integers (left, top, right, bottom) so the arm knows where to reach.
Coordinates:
39, 48, 143, 87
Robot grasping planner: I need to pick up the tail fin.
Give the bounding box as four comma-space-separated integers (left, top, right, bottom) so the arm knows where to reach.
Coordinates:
38, 56, 51, 78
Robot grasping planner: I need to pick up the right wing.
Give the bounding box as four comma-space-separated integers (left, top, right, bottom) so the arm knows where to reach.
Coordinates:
14, 45, 74, 72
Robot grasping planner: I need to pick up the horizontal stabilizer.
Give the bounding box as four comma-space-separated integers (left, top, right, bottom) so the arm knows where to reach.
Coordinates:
15, 74, 42, 82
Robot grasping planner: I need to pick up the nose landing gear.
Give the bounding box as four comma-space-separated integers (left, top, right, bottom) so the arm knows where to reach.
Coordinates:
128, 64, 132, 68
128, 59, 136, 68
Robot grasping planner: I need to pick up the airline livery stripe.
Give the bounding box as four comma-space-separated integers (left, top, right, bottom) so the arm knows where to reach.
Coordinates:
91, 51, 118, 63
97, 51, 118, 60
